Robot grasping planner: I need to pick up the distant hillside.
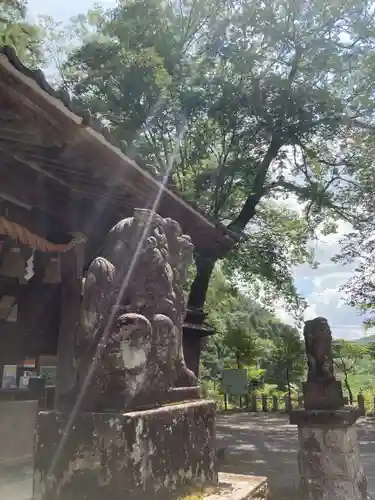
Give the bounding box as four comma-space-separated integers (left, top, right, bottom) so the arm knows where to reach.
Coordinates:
355, 335, 375, 345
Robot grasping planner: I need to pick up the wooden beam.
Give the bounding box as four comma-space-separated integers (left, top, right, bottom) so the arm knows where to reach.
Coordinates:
0, 163, 94, 235
0, 135, 63, 155
0, 141, 134, 206
0, 67, 82, 142
54, 243, 85, 410
0, 202, 56, 240
1, 55, 236, 244
14, 153, 73, 191
0, 128, 55, 146
1, 52, 240, 253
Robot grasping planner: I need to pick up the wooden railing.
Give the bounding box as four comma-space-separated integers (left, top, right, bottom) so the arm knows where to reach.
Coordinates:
223, 392, 370, 413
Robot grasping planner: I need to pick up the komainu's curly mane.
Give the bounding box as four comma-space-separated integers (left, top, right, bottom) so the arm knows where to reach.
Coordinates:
75, 209, 197, 412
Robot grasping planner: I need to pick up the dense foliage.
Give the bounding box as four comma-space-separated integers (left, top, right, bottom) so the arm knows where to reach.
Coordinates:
4, 0, 375, 398
336, 234, 375, 327
200, 267, 305, 392
0, 0, 42, 64
201, 273, 375, 400
41, 0, 375, 319
333, 339, 368, 404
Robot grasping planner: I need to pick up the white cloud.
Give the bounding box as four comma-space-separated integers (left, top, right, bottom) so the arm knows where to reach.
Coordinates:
270, 191, 368, 340
304, 304, 318, 321
274, 224, 372, 340
28, 0, 115, 22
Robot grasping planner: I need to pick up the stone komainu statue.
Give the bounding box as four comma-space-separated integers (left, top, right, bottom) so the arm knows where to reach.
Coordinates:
76, 209, 197, 411
303, 317, 335, 383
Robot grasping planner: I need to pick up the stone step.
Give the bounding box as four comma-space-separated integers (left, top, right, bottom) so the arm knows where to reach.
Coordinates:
203, 473, 268, 500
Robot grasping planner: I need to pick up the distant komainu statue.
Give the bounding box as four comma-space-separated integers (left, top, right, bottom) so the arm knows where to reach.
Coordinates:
302, 316, 344, 410
303, 317, 335, 382
76, 209, 198, 411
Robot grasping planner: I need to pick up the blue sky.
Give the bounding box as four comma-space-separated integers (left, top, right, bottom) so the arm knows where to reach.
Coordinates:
28, 0, 115, 22
26, 0, 372, 341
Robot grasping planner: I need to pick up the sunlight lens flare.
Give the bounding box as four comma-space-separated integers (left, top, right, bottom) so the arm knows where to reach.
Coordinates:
43, 115, 188, 493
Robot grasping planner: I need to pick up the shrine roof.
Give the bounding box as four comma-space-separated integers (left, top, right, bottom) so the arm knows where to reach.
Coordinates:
0, 46, 239, 257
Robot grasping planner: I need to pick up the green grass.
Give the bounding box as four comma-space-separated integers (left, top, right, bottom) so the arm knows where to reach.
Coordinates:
201, 355, 375, 415
337, 358, 375, 394
355, 335, 375, 345
335, 355, 375, 413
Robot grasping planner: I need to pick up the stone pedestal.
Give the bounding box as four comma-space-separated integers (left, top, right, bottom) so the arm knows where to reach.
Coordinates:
290, 408, 369, 500
33, 400, 217, 500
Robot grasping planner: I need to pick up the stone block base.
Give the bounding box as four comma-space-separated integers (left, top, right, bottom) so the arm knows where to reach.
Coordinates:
290, 408, 369, 500
300, 475, 369, 500
303, 380, 344, 410
33, 400, 217, 500
204, 473, 268, 500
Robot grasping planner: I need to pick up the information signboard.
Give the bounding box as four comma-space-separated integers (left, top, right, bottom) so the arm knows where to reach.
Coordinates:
222, 369, 248, 396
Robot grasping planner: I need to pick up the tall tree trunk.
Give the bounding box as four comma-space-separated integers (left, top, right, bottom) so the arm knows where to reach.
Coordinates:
187, 139, 280, 313
344, 374, 353, 405
187, 253, 216, 312
227, 139, 281, 233
236, 351, 241, 370
287, 368, 292, 410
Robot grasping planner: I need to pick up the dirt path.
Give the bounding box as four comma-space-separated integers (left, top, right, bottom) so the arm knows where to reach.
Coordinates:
2, 412, 375, 500
216, 412, 375, 499
0, 462, 33, 500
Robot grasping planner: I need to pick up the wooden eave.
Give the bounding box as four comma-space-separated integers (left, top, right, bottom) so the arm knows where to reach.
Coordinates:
0, 47, 239, 258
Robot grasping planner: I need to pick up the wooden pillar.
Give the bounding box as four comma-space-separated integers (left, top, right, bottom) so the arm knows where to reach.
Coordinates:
272, 395, 279, 412
54, 241, 85, 410
284, 395, 291, 412
182, 326, 202, 377
357, 393, 365, 413
261, 394, 268, 412
182, 310, 215, 379
251, 393, 257, 412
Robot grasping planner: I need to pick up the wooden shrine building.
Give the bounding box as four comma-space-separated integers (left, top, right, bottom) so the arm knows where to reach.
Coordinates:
0, 46, 237, 405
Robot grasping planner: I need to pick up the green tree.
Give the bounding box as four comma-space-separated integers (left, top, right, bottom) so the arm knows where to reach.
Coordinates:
200, 265, 304, 387
336, 235, 375, 328
36, 14, 93, 87
201, 267, 267, 376
61, 0, 375, 317
224, 310, 260, 369
333, 340, 367, 404
0, 0, 41, 64
364, 341, 375, 379
367, 341, 375, 361
201, 267, 259, 376
200, 340, 232, 381
264, 324, 305, 391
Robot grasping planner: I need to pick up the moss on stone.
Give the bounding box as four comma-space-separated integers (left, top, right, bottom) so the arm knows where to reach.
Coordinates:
178, 485, 217, 499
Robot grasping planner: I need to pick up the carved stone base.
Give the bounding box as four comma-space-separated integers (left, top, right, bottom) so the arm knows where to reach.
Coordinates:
33, 400, 217, 500
204, 473, 268, 500
303, 380, 344, 410
290, 408, 369, 500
